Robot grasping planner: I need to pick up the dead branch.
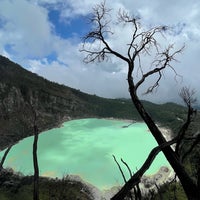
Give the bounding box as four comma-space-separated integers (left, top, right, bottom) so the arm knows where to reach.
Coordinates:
111, 138, 177, 200
121, 158, 142, 200
135, 45, 184, 94
181, 134, 200, 162
113, 155, 127, 183
176, 87, 197, 155
82, 2, 199, 199
180, 86, 197, 108
113, 156, 134, 200
120, 158, 141, 200
197, 158, 200, 190
0, 145, 12, 170
30, 105, 39, 200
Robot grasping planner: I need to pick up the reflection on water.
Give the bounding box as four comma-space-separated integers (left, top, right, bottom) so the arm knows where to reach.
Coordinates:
0, 118, 169, 190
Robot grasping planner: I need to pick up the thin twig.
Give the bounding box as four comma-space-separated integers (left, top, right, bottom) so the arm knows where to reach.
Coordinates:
113, 155, 127, 183
111, 138, 177, 200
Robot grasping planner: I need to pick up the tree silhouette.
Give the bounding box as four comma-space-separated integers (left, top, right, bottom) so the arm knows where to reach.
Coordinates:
0, 145, 12, 170
30, 105, 39, 200
81, 1, 199, 199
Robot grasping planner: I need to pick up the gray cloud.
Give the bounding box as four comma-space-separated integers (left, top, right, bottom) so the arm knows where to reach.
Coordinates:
0, 0, 199, 104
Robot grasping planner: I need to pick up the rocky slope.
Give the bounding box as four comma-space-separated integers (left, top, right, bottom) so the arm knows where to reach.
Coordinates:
0, 55, 200, 199
0, 55, 189, 149
0, 56, 136, 149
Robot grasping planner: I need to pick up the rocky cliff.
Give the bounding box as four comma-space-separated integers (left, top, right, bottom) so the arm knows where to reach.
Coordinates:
0, 56, 101, 149
0, 56, 145, 149
0, 55, 192, 150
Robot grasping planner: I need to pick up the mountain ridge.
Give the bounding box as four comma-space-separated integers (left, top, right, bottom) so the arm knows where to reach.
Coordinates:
0, 55, 187, 149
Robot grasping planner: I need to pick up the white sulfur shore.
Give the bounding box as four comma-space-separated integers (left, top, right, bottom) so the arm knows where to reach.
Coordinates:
66, 125, 176, 200
67, 166, 175, 199
66, 174, 117, 200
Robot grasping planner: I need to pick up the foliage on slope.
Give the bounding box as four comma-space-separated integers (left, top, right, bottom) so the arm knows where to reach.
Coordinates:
0, 55, 191, 149
0, 55, 200, 199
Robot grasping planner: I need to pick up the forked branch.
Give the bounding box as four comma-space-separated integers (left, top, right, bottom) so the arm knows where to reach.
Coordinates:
135, 45, 184, 94
82, 2, 199, 199
0, 145, 13, 170
176, 87, 197, 156
111, 138, 177, 200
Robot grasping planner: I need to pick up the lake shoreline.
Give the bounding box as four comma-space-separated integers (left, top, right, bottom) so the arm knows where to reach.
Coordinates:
1, 117, 175, 199
44, 118, 175, 199
64, 165, 175, 200
62, 118, 175, 199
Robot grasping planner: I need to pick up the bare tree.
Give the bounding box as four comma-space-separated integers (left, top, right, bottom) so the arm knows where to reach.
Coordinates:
31, 105, 39, 200
176, 87, 197, 158
113, 155, 141, 200
0, 145, 12, 170
81, 1, 199, 199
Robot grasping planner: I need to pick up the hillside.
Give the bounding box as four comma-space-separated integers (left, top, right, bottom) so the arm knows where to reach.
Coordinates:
0, 55, 200, 199
0, 55, 193, 149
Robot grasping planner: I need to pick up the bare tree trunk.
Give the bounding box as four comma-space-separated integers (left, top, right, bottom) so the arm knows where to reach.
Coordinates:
197, 158, 200, 192
128, 86, 199, 199
111, 85, 200, 199
0, 145, 12, 170
81, 2, 200, 199
111, 137, 177, 199
32, 109, 39, 200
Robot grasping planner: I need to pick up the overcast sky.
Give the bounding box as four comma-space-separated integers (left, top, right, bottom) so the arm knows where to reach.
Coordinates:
0, 0, 199, 104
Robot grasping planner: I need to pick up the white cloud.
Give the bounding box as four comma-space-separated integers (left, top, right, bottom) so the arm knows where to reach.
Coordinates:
0, 0, 55, 58
0, 0, 199, 104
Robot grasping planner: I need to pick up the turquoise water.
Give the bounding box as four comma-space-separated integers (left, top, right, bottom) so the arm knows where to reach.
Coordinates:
0, 118, 169, 190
